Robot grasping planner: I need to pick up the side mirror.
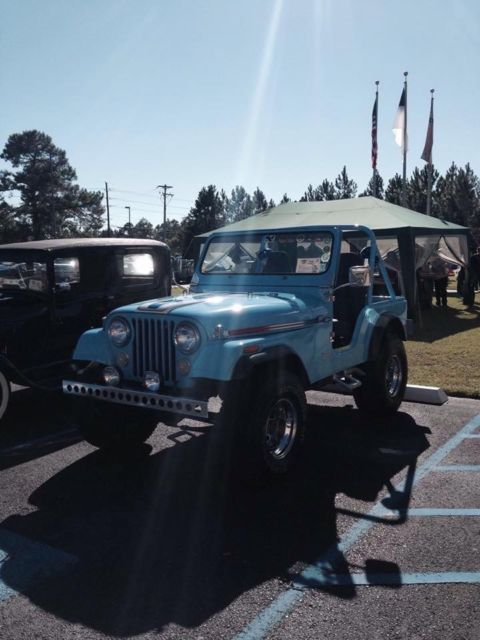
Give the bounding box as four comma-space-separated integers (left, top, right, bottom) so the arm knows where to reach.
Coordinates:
349, 265, 371, 287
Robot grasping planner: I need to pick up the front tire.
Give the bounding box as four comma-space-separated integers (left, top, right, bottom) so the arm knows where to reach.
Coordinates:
353, 334, 408, 417
0, 370, 11, 423
73, 398, 159, 450
232, 372, 307, 479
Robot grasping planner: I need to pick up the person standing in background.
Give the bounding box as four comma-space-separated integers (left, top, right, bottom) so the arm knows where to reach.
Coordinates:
431, 256, 449, 307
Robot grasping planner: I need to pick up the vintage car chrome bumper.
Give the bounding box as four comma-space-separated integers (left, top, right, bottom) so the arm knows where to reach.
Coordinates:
62, 380, 209, 418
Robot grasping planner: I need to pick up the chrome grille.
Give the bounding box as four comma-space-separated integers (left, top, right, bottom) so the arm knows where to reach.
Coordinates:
131, 318, 176, 382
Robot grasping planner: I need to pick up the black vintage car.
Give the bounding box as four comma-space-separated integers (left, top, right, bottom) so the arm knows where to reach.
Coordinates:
0, 238, 171, 421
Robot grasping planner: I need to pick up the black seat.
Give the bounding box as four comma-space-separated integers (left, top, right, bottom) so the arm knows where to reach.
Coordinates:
334, 253, 367, 347
262, 251, 291, 273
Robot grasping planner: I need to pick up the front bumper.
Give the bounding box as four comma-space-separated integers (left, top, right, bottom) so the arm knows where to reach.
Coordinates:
62, 379, 209, 419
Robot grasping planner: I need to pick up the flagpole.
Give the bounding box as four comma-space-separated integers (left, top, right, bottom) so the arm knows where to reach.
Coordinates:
426, 89, 435, 216
402, 71, 408, 207
373, 81, 379, 197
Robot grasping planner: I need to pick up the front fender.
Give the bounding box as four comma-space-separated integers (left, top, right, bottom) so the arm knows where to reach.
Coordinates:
72, 328, 112, 365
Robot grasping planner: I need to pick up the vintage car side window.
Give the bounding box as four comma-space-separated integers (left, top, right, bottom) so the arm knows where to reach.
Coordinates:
0, 260, 48, 292
118, 252, 155, 287
54, 257, 80, 286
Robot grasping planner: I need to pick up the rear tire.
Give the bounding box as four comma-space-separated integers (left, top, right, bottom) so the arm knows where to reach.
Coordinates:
353, 334, 408, 417
73, 398, 159, 449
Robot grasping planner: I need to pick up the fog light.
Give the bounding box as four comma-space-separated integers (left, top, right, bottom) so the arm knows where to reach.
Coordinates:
177, 358, 191, 376
103, 366, 120, 386
144, 371, 161, 392
116, 352, 129, 368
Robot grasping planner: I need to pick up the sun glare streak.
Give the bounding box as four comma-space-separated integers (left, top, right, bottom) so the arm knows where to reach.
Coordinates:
312, 0, 333, 99
235, 0, 284, 186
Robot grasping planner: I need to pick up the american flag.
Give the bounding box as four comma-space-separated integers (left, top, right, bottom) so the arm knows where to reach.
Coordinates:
421, 95, 434, 164
371, 93, 378, 169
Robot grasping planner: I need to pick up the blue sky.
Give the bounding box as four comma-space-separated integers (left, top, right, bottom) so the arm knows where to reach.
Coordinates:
2, 0, 480, 230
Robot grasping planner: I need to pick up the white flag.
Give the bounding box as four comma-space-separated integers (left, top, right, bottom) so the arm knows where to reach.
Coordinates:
392, 87, 408, 152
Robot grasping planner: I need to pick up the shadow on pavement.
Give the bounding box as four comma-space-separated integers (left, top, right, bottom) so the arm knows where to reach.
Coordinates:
0, 388, 82, 470
0, 403, 429, 636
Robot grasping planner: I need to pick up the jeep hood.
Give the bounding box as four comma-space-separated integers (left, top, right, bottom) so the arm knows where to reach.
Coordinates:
117, 292, 328, 334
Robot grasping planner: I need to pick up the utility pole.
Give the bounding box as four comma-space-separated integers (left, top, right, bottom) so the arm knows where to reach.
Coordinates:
156, 184, 173, 243
105, 182, 111, 237
125, 206, 131, 225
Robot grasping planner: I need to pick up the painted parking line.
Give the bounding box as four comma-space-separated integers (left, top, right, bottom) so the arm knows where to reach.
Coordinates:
0, 529, 77, 603
234, 411, 480, 640
298, 571, 480, 588
403, 508, 480, 516
434, 465, 480, 471
375, 507, 480, 518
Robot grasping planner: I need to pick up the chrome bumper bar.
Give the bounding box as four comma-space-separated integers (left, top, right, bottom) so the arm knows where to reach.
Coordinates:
62, 380, 209, 419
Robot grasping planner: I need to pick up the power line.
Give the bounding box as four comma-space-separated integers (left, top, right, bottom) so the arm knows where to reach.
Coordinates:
109, 204, 187, 217
109, 187, 193, 203
109, 196, 189, 211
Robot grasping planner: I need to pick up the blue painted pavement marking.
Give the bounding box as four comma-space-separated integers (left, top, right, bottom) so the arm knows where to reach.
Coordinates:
296, 571, 480, 588
463, 434, 480, 439
375, 507, 480, 518
404, 508, 480, 516
434, 465, 480, 471
0, 528, 77, 603
234, 411, 480, 640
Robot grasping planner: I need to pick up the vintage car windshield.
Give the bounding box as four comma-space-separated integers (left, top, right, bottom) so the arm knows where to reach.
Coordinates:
0, 259, 48, 293
201, 232, 333, 275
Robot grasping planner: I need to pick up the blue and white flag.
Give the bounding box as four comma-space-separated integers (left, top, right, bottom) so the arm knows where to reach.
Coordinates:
392, 87, 408, 152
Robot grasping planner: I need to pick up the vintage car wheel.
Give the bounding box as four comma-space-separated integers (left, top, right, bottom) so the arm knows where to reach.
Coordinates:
353, 334, 408, 417
0, 370, 10, 422
73, 398, 159, 449
245, 372, 307, 478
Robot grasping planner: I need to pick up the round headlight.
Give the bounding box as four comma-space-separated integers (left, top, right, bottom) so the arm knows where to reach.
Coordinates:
174, 322, 200, 354
108, 317, 131, 347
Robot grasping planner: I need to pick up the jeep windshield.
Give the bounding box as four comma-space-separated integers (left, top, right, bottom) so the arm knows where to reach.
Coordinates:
0, 260, 48, 293
201, 231, 333, 275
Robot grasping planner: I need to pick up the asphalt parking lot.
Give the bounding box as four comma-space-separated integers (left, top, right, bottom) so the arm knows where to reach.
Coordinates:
0, 387, 479, 640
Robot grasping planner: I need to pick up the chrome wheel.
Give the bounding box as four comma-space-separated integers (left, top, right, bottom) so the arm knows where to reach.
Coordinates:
386, 354, 403, 397
264, 397, 298, 460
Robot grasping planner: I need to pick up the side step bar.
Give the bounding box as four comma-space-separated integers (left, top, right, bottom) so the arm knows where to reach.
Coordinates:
332, 372, 362, 391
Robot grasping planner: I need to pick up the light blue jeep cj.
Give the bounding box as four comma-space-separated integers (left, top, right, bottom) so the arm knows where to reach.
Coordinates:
64, 224, 408, 478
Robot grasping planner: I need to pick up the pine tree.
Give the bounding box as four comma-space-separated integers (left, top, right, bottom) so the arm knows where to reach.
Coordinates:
301, 180, 336, 202
318, 179, 336, 200
0, 130, 104, 239
300, 184, 319, 202
252, 187, 268, 215
334, 166, 357, 199
226, 186, 253, 223
409, 165, 439, 214
385, 173, 407, 206
181, 185, 226, 254
359, 173, 384, 199
434, 162, 459, 222
455, 163, 480, 227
